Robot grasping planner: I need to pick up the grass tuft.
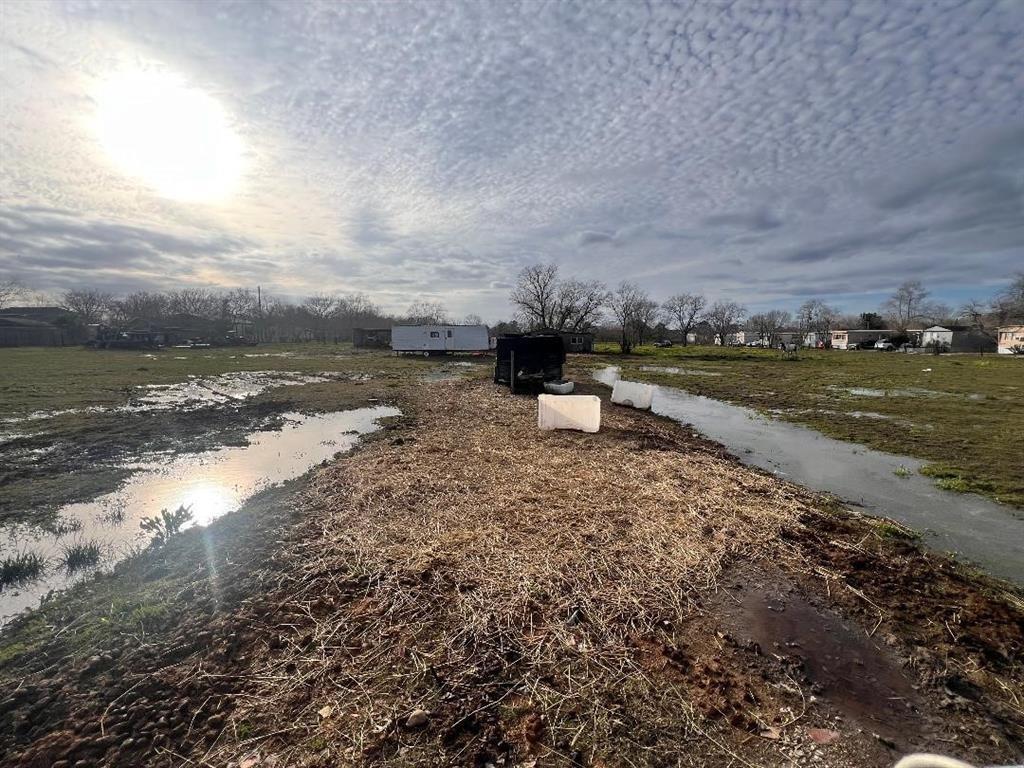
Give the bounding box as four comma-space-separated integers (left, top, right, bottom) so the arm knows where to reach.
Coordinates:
893, 465, 913, 478
0, 551, 47, 589
62, 541, 103, 574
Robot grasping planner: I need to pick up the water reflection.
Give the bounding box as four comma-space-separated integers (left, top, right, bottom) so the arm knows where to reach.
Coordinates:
595, 366, 1023, 585
0, 406, 399, 623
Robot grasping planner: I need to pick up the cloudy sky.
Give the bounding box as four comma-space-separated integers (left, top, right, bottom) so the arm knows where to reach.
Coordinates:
1, 0, 1022, 319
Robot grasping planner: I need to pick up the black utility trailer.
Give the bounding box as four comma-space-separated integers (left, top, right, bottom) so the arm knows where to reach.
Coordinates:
494, 334, 566, 393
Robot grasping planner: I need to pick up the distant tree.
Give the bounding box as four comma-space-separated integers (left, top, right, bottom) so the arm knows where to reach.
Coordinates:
859, 312, 884, 330
511, 264, 608, 331
797, 299, 839, 347
609, 282, 654, 354
991, 272, 1024, 324
510, 264, 559, 329
59, 289, 114, 324
0, 278, 26, 309
662, 293, 706, 345
405, 300, 449, 325
883, 280, 937, 329
168, 288, 220, 319
303, 293, 340, 341
748, 309, 791, 347
705, 300, 746, 346
110, 291, 170, 325
490, 319, 521, 336
462, 314, 485, 326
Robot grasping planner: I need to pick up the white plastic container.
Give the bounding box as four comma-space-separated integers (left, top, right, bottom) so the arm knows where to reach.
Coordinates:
537, 394, 601, 433
611, 380, 654, 410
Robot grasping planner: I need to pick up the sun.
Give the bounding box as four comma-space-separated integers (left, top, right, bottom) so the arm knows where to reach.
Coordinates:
93, 69, 245, 202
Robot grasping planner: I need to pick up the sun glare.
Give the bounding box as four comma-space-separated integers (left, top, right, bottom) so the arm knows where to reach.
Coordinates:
93, 70, 244, 202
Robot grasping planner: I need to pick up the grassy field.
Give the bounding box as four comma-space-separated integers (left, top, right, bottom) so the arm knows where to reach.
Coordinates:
585, 343, 1024, 507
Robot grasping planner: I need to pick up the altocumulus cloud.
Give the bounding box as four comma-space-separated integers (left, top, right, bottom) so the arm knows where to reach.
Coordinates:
0, 0, 1022, 316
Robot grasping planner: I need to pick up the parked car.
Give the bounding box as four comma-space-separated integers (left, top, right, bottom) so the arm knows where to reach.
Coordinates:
653, 339, 673, 347
874, 339, 896, 351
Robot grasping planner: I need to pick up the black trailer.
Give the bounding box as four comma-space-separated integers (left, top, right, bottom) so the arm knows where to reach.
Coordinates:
494, 334, 566, 392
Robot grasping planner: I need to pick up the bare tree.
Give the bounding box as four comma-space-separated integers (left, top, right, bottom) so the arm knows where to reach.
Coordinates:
0, 278, 26, 310
662, 293, 706, 345
705, 300, 746, 346
60, 289, 114, 324
609, 282, 653, 354
405, 300, 449, 325
168, 288, 220, 318
510, 264, 560, 329
883, 280, 931, 329
462, 313, 485, 326
110, 291, 170, 325
796, 299, 839, 347
550, 278, 609, 332
748, 309, 792, 348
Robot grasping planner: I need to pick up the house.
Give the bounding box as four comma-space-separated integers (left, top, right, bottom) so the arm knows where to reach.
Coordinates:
831, 329, 889, 349
921, 325, 997, 353
996, 325, 1024, 355
0, 316, 64, 346
353, 327, 393, 349
391, 324, 490, 354
532, 327, 594, 353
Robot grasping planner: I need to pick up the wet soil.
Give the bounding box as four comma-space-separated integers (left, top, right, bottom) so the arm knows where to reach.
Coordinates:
717, 569, 921, 741
0, 374, 406, 527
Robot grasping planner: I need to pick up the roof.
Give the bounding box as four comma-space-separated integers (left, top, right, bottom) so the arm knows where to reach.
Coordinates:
0, 316, 59, 329
923, 325, 971, 332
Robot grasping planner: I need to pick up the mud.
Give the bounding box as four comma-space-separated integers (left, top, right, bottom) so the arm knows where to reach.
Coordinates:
717, 572, 921, 742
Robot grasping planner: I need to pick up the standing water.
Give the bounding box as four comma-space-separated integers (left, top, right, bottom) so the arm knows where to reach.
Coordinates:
0, 406, 400, 623
595, 367, 1023, 585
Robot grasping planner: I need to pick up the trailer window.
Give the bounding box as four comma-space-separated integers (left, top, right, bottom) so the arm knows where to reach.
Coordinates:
447, 330, 452, 337
430, 331, 439, 338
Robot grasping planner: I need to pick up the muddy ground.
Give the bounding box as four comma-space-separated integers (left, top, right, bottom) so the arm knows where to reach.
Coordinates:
0, 363, 428, 528
1, 372, 1021, 768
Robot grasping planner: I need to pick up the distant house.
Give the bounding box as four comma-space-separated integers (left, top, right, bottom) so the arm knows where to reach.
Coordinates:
353, 327, 393, 349
391, 324, 490, 354
532, 327, 593, 353
921, 325, 996, 353
996, 325, 1024, 355
831, 329, 889, 349
0, 306, 81, 346
0, 316, 64, 347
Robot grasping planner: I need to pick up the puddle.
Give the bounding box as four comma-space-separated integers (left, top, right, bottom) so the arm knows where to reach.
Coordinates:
0, 405, 399, 624
719, 576, 920, 741
827, 386, 951, 398
639, 365, 722, 377
596, 367, 1024, 585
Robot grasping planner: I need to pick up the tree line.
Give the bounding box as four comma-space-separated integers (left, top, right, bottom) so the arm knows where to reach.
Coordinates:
0, 280, 466, 343
507, 265, 1024, 353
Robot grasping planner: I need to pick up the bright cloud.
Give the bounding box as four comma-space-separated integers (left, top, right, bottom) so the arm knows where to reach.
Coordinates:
1, 0, 1022, 318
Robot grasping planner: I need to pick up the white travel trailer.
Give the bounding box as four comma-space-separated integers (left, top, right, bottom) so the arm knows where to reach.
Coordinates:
391, 324, 490, 355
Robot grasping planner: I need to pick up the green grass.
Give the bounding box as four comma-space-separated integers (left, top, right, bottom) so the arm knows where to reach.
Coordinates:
586, 343, 1024, 507
62, 540, 103, 574
893, 465, 913, 478
0, 551, 47, 589
0, 342, 438, 417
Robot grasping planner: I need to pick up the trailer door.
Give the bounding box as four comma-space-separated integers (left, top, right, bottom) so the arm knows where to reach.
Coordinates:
444, 327, 454, 352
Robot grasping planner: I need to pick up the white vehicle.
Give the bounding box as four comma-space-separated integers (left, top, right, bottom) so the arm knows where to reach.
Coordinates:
874, 339, 896, 351
391, 324, 489, 355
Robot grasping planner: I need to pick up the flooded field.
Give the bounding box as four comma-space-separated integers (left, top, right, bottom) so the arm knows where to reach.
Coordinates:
0, 406, 399, 623
596, 366, 1024, 584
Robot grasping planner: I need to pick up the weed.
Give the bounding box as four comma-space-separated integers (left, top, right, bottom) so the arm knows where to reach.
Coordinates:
876, 521, 921, 541
0, 551, 47, 589
936, 476, 972, 493
893, 465, 913, 478
141, 504, 193, 547
62, 541, 103, 574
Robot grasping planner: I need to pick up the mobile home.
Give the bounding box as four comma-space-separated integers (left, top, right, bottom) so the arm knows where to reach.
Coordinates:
997, 325, 1024, 355
391, 324, 489, 355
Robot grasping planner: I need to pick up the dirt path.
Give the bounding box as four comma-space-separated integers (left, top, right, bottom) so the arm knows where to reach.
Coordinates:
2, 378, 1021, 767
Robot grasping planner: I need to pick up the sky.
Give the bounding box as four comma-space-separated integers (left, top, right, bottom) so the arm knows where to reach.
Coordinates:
1, 0, 1022, 321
